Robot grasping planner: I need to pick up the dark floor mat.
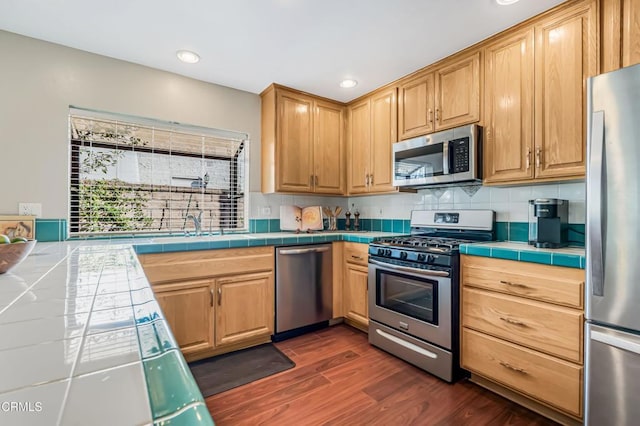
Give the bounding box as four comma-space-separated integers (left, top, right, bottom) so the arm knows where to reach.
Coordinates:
188, 343, 295, 397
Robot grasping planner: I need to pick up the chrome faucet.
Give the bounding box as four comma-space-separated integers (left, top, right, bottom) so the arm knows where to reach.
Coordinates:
186, 211, 203, 236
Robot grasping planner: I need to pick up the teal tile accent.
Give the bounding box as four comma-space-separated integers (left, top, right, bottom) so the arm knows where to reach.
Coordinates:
459, 245, 468, 255
359, 218, 371, 231
268, 219, 280, 232
495, 222, 508, 242
265, 237, 283, 245
509, 222, 529, 242
247, 238, 266, 247
466, 245, 492, 257
134, 301, 164, 325
253, 219, 269, 233
382, 220, 393, 232
392, 220, 404, 233
186, 241, 210, 251
519, 251, 553, 265
580, 256, 585, 269
228, 239, 249, 248
552, 253, 582, 268
370, 219, 382, 232
337, 218, 347, 230
134, 244, 163, 255
143, 350, 204, 420
209, 240, 230, 249
162, 243, 189, 253
281, 237, 299, 245
491, 248, 519, 261
35, 219, 67, 242
403, 220, 411, 233
137, 320, 178, 359
568, 224, 585, 246
153, 403, 214, 426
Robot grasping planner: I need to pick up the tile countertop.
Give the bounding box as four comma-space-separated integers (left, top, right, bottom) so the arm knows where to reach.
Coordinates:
0, 231, 399, 425
459, 241, 586, 269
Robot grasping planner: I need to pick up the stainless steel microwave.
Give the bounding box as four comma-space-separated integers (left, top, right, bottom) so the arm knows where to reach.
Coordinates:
392, 124, 481, 188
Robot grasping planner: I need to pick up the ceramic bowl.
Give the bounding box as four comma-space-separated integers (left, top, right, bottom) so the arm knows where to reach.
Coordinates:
0, 240, 37, 274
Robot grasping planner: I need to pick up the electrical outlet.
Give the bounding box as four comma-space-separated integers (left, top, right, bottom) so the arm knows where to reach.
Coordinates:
18, 203, 42, 218
261, 206, 272, 216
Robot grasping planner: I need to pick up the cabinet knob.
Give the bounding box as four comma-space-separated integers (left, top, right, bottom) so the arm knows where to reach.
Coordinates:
535, 147, 541, 169
428, 109, 433, 124
435, 108, 440, 122
370, 174, 374, 185
525, 148, 531, 170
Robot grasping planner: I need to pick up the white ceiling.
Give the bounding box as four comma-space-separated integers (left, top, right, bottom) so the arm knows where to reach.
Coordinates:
0, 0, 566, 103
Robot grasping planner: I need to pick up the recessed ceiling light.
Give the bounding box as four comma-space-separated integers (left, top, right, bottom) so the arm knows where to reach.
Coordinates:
340, 79, 358, 88
176, 50, 200, 64
496, 0, 520, 5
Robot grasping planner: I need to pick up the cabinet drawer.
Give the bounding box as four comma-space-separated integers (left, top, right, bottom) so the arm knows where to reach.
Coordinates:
344, 242, 368, 266
462, 287, 583, 363
461, 255, 584, 308
462, 328, 582, 418
139, 246, 274, 284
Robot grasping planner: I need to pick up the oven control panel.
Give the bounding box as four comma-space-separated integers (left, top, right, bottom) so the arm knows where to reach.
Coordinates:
369, 246, 452, 268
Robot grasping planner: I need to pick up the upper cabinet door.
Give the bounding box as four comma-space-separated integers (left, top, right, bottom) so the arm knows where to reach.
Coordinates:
534, 1, 597, 179
347, 99, 371, 194
623, 0, 640, 67
369, 88, 398, 193
484, 29, 535, 184
435, 52, 481, 131
314, 100, 345, 194
398, 72, 434, 139
276, 91, 314, 192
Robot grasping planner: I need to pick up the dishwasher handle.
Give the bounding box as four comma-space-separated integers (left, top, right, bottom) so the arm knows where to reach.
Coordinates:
279, 247, 330, 255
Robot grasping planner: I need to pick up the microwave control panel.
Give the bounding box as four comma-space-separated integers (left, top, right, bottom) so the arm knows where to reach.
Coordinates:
450, 138, 470, 173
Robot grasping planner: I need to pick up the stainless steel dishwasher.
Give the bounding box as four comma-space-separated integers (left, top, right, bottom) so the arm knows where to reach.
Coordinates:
274, 243, 332, 340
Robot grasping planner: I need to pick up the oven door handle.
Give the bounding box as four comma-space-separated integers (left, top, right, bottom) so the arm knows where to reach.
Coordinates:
369, 259, 450, 277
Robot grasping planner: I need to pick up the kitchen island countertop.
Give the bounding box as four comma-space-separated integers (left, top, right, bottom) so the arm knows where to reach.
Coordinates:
0, 231, 399, 425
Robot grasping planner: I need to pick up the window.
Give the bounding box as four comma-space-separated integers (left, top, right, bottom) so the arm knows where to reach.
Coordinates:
69, 108, 248, 237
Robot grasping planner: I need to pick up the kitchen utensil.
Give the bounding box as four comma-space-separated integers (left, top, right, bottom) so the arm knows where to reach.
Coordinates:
334, 207, 342, 217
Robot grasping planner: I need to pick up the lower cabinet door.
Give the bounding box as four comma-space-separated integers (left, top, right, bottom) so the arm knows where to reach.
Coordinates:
462, 328, 582, 418
344, 263, 369, 327
154, 279, 214, 356
215, 272, 274, 347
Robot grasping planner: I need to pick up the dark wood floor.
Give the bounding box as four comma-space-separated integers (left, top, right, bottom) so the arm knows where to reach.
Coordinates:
206, 324, 556, 425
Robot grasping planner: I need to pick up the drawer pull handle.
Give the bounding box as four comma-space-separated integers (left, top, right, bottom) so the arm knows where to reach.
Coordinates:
499, 316, 527, 326
500, 280, 528, 288
351, 255, 363, 260
499, 360, 527, 374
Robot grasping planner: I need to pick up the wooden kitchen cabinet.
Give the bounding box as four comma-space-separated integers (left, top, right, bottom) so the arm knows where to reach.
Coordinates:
534, 0, 598, 180
215, 271, 274, 347
398, 72, 435, 139
601, 0, 640, 73
347, 87, 397, 194
460, 255, 585, 422
483, 0, 597, 184
483, 28, 535, 183
153, 279, 214, 356
139, 246, 275, 362
342, 242, 369, 331
261, 84, 345, 194
397, 51, 480, 139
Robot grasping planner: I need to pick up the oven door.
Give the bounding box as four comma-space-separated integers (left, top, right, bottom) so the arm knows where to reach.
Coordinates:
368, 259, 451, 350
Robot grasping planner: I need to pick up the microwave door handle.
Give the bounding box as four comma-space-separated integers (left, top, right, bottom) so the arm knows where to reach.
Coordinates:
442, 141, 449, 175
448, 141, 455, 174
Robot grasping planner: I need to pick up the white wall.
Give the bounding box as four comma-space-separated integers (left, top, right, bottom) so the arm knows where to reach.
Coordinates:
250, 181, 586, 224
0, 30, 261, 218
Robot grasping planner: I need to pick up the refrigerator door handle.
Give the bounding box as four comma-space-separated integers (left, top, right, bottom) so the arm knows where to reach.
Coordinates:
591, 329, 640, 356
589, 110, 605, 296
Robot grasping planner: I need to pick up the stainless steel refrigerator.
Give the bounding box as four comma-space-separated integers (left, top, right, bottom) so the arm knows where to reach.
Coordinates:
586, 63, 640, 425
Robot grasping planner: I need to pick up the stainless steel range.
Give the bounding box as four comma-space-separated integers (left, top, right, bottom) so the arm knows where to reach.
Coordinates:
368, 209, 494, 382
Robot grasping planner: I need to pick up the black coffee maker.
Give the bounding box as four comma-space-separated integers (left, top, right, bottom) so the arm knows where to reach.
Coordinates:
528, 198, 569, 248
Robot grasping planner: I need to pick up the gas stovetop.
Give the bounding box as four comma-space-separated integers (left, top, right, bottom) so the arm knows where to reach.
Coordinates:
372, 236, 475, 254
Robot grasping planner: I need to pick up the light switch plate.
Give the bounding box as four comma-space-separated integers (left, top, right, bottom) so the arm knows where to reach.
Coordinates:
18, 203, 42, 218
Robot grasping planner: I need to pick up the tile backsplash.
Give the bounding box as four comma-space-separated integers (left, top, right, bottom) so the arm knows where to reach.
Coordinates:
250, 181, 586, 224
